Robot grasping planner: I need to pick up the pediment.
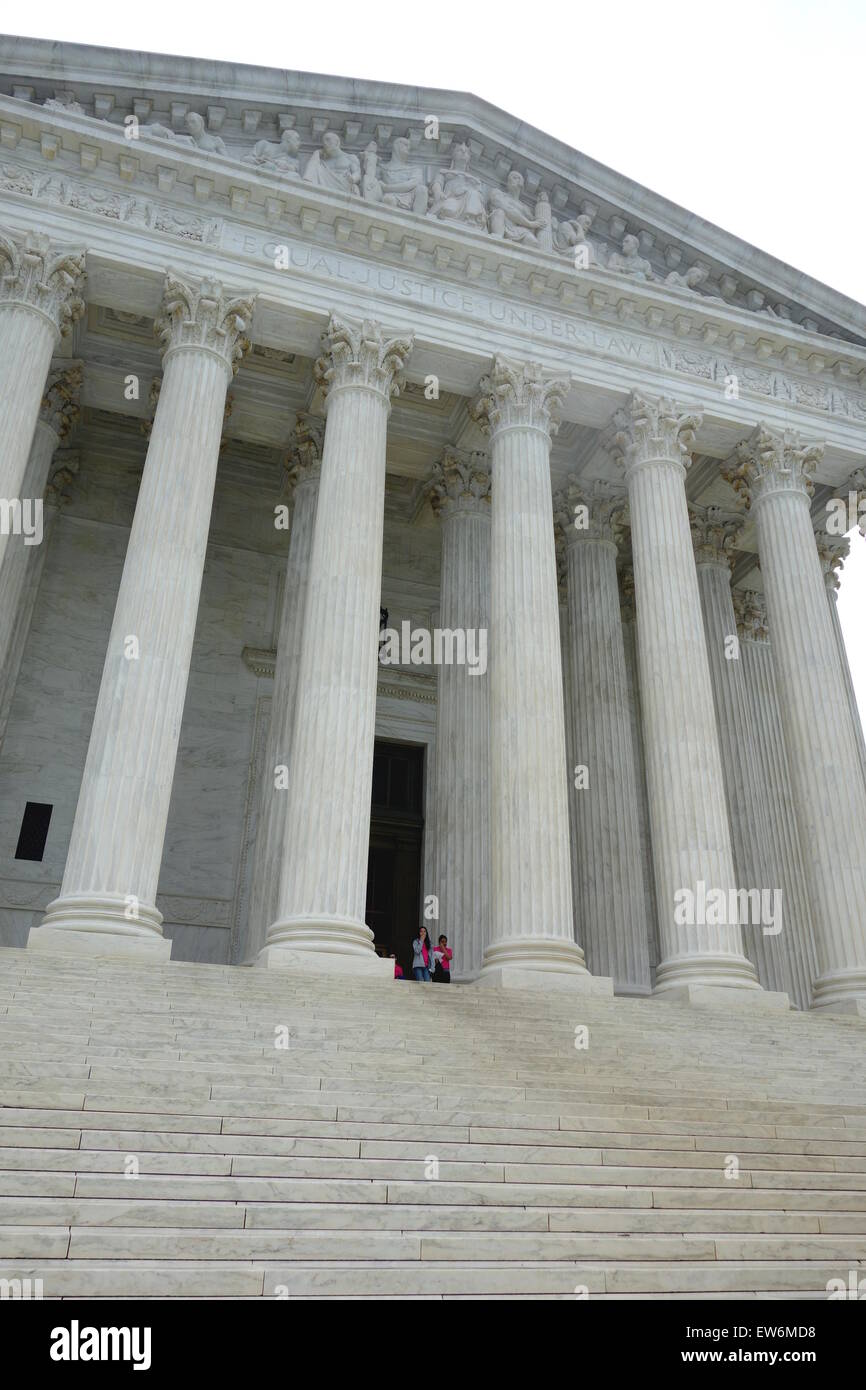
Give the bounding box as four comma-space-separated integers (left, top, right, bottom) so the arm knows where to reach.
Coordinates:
1, 33, 864, 354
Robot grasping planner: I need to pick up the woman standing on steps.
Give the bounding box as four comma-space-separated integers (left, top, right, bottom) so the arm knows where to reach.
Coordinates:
411, 925, 433, 982
433, 935, 453, 983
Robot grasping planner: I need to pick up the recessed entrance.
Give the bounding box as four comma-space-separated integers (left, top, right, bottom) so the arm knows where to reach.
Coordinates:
365, 739, 424, 976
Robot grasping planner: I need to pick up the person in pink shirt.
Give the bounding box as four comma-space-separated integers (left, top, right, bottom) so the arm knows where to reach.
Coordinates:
411, 925, 433, 981
433, 935, 453, 983
389, 953, 404, 979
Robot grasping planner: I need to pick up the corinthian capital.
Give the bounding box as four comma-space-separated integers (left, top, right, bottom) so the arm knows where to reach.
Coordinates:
155, 271, 256, 374
732, 588, 769, 642
553, 476, 628, 548
44, 448, 81, 508
314, 313, 414, 403
688, 503, 743, 568
816, 534, 850, 593
722, 424, 823, 508
609, 391, 702, 477
427, 447, 491, 518
40, 361, 84, 441
285, 413, 325, 489
0, 227, 85, 337
471, 356, 569, 440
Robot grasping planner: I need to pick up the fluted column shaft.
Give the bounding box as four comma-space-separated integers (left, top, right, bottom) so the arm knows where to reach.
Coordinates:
727, 427, 866, 1011
692, 523, 798, 1000
613, 393, 763, 998
818, 541, 866, 791
0, 229, 84, 573
246, 424, 321, 962
262, 314, 412, 975
557, 486, 650, 993
32, 273, 254, 957
737, 599, 817, 1010
619, 570, 660, 974
429, 452, 490, 979
472, 357, 593, 986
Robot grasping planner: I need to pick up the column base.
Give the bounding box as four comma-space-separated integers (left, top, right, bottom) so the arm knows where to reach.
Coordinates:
29, 893, 171, 960
653, 982, 791, 1012
474, 966, 614, 994
810, 968, 866, 1017
654, 950, 764, 996
258, 914, 394, 979
476, 936, 613, 994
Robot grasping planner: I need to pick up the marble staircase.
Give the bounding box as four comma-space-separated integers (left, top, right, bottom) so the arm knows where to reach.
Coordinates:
1, 947, 865, 1299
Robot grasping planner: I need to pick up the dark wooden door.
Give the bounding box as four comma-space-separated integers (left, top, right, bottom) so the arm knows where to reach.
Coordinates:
365, 740, 424, 976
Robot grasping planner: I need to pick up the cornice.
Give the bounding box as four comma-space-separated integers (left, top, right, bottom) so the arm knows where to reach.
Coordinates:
2, 34, 863, 345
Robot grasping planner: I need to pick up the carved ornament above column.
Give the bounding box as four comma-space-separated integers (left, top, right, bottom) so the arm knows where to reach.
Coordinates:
313, 313, 414, 404
426, 446, 491, 519
40, 360, 84, 441
816, 534, 850, 593
688, 503, 744, 569
609, 391, 702, 479
553, 476, 628, 550
285, 412, 325, 490
0, 227, 85, 338
471, 355, 569, 441
155, 269, 255, 375
722, 423, 823, 509
732, 588, 770, 642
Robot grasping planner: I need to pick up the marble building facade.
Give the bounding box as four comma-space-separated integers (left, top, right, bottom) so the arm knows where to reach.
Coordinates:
0, 35, 865, 1013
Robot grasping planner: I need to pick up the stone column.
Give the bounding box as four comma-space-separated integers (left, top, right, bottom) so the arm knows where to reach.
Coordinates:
618, 564, 660, 975
31, 272, 255, 958
0, 229, 84, 573
816, 535, 866, 790
554, 479, 651, 994
427, 447, 491, 981
260, 314, 413, 976
0, 363, 82, 736
245, 415, 322, 963
725, 426, 866, 1013
611, 392, 770, 1004
733, 590, 818, 1010
471, 357, 604, 991
690, 503, 799, 1000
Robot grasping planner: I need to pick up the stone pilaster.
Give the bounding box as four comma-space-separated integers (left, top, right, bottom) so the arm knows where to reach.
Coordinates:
690, 503, 797, 1001
471, 357, 604, 991
31, 272, 254, 958
618, 564, 660, 975
427, 447, 491, 981
0, 229, 85, 573
611, 392, 768, 1004
733, 589, 818, 1010
725, 425, 866, 1012
0, 362, 82, 738
261, 314, 413, 976
554, 479, 651, 994
245, 415, 323, 964
816, 534, 866, 790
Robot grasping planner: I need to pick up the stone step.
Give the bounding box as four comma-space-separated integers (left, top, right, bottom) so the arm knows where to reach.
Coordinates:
3, 1196, 864, 1234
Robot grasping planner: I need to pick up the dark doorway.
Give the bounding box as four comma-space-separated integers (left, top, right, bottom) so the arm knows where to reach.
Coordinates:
365, 739, 424, 977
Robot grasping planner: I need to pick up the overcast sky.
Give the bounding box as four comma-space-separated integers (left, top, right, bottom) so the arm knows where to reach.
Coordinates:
9, 0, 865, 731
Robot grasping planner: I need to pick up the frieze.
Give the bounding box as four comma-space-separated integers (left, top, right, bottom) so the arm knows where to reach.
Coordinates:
3, 86, 863, 351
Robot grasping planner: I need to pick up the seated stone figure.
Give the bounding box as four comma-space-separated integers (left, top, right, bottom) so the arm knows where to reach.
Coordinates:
488, 170, 546, 244
665, 262, 710, 291
428, 142, 487, 229
246, 127, 301, 176
607, 233, 654, 280
552, 211, 595, 258
184, 111, 227, 156
377, 136, 428, 215
303, 131, 361, 196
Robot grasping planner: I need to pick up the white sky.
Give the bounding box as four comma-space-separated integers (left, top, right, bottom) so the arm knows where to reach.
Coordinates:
9, 0, 865, 731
